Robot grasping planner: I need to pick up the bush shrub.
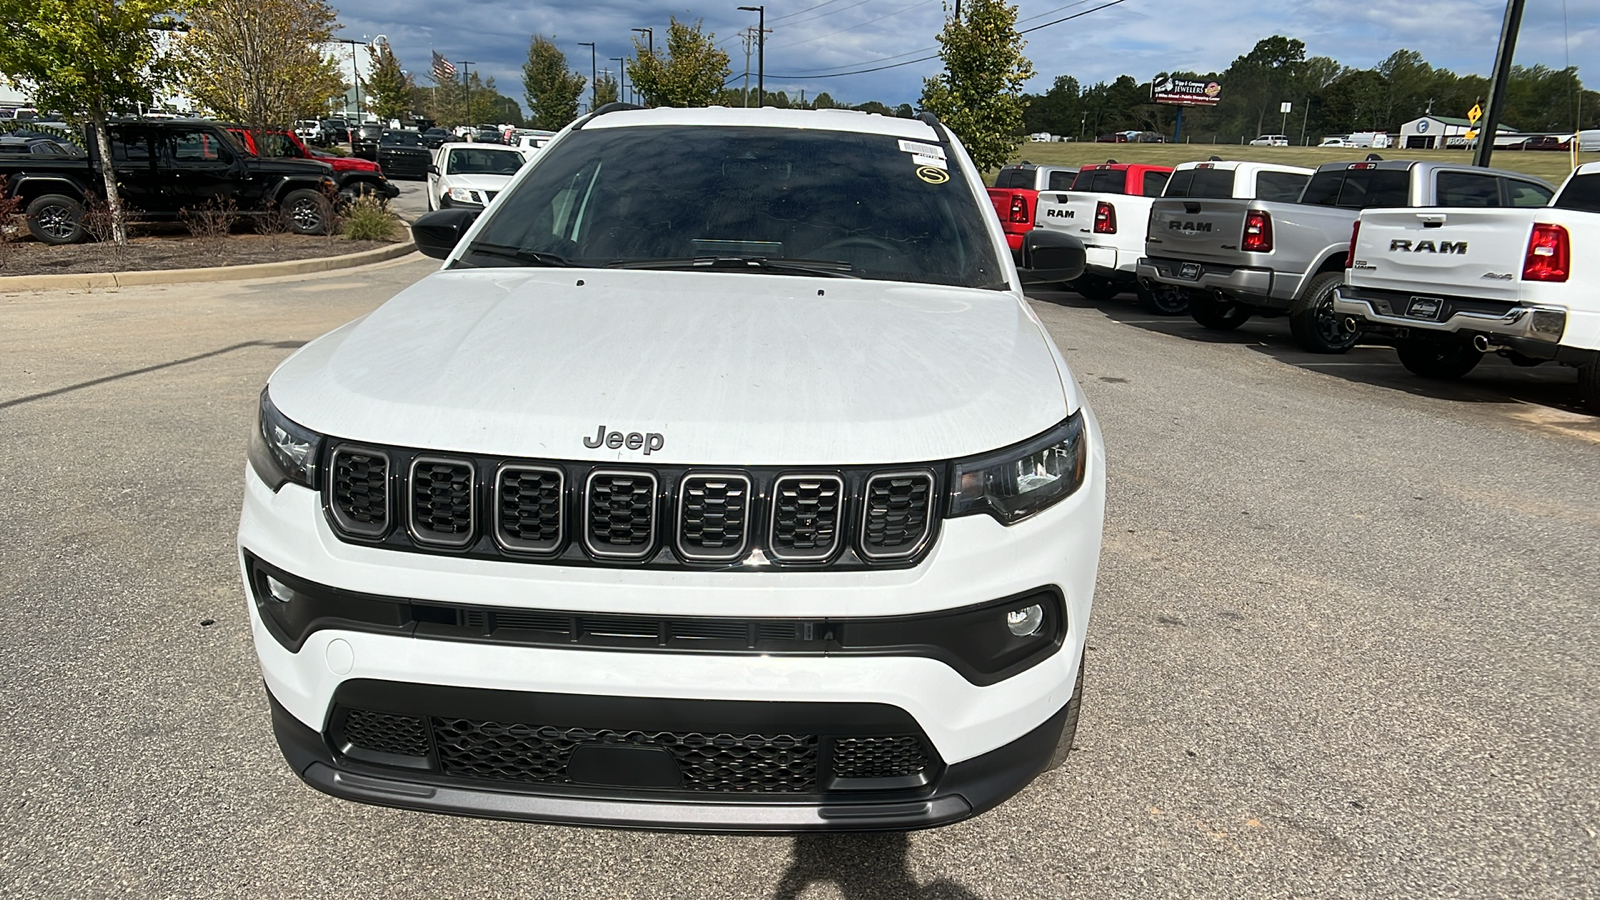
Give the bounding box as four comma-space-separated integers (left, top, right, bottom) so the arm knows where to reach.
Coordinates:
341, 193, 397, 241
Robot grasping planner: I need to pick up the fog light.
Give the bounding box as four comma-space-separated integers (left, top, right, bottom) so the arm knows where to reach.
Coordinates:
1006, 604, 1044, 637
265, 575, 295, 604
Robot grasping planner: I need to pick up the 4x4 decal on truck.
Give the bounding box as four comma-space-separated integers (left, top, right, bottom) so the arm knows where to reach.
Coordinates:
1389, 239, 1467, 254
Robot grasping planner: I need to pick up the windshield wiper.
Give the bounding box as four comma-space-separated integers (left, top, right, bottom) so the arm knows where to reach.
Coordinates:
454, 242, 572, 268
608, 256, 859, 278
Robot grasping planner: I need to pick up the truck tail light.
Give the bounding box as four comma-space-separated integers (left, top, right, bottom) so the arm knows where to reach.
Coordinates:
1009, 194, 1030, 224
1346, 221, 1360, 268
1093, 201, 1116, 234
1242, 210, 1273, 252
1522, 223, 1569, 282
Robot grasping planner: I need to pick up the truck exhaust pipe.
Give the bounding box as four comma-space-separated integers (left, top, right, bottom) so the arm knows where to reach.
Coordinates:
1342, 317, 1360, 334
1473, 334, 1490, 353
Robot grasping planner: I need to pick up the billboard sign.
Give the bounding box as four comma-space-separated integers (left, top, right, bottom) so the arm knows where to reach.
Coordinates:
1152, 75, 1222, 106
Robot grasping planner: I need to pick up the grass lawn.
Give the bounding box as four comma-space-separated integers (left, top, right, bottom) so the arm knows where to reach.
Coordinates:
1003, 142, 1594, 185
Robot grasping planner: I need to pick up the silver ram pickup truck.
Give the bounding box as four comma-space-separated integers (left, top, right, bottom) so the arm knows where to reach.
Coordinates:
1135, 160, 1555, 352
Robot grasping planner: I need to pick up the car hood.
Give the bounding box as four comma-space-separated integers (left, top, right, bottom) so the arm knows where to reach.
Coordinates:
269, 269, 1073, 466
441, 172, 516, 191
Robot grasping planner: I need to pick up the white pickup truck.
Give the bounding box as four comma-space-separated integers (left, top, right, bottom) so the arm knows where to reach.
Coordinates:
1333, 161, 1600, 412
1033, 162, 1173, 312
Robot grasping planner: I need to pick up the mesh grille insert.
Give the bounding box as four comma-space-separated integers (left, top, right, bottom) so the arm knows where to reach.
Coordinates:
585, 471, 657, 558
495, 466, 563, 554
830, 735, 930, 780
678, 474, 751, 561
861, 473, 932, 559
329, 447, 389, 537
342, 710, 429, 758
770, 475, 843, 561
410, 458, 474, 546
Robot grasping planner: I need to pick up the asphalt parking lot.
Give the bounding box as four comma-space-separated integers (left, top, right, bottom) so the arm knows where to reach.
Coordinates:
1, 258, 1596, 898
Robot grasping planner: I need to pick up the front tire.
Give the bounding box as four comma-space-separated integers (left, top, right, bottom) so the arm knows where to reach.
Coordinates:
1137, 280, 1192, 315
1289, 272, 1359, 353
25, 193, 86, 244
1396, 340, 1483, 379
280, 188, 333, 235
1189, 293, 1250, 330
1043, 656, 1084, 772
1576, 360, 1599, 414
1072, 274, 1123, 302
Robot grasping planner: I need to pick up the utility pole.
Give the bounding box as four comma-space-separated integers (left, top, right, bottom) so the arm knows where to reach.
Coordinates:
611, 57, 628, 105
578, 42, 597, 111
459, 61, 475, 125
738, 6, 764, 107
741, 27, 754, 106
335, 38, 365, 124
1474, 0, 1527, 167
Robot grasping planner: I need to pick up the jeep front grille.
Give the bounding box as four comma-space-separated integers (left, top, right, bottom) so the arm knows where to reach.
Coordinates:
677, 474, 751, 561
329, 446, 390, 538
584, 470, 658, 559
769, 475, 844, 562
494, 465, 564, 554
859, 471, 934, 560
408, 457, 475, 547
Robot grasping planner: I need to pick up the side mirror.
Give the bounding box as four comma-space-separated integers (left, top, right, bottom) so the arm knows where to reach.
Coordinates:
411, 208, 479, 260
427, 164, 439, 175
1015, 229, 1086, 285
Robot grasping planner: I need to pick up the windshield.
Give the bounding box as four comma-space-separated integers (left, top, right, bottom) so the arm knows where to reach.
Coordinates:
446, 148, 524, 175
460, 125, 1005, 288
381, 131, 423, 147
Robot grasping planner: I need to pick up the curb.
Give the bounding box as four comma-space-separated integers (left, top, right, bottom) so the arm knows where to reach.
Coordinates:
0, 240, 418, 292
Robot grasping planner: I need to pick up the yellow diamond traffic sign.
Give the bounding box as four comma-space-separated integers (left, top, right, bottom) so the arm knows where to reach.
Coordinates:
1468, 103, 1483, 124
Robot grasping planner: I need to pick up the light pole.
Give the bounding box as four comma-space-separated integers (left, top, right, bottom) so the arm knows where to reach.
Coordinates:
611, 57, 629, 105
578, 42, 597, 112
334, 37, 365, 124
738, 6, 764, 107
459, 61, 476, 126
631, 27, 653, 57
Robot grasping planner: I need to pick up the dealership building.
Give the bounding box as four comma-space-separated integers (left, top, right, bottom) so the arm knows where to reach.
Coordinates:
1397, 115, 1516, 149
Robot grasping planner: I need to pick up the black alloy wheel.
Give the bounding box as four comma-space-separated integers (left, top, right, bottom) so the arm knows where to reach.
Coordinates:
25, 193, 86, 244
1289, 272, 1360, 354
1136, 280, 1192, 316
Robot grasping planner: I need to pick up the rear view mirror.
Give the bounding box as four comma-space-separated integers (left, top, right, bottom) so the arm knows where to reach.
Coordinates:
1015, 230, 1085, 284
411, 209, 479, 260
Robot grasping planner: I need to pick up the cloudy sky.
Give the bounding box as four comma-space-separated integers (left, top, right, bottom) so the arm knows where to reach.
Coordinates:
333, 0, 1597, 112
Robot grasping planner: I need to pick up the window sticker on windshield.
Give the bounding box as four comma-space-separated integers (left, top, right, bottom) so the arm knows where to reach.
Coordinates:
916, 166, 950, 185
898, 139, 945, 159
911, 154, 946, 170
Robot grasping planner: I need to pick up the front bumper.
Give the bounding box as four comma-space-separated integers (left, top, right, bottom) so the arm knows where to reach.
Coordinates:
1334, 286, 1567, 344
1137, 256, 1273, 298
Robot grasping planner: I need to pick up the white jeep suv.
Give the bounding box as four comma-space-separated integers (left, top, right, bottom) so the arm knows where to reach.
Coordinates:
241, 106, 1105, 832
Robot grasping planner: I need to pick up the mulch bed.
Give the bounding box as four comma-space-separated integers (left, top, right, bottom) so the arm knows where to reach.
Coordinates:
0, 229, 400, 277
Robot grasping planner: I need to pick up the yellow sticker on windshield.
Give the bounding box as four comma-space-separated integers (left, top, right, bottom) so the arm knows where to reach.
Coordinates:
916, 165, 949, 184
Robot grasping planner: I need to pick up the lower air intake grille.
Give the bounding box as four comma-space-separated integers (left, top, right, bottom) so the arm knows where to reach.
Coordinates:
770, 475, 843, 561
831, 735, 929, 779
342, 710, 429, 758
409, 458, 475, 547
861, 472, 933, 560
329, 447, 389, 537
585, 471, 657, 559
678, 474, 751, 561
495, 466, 563, 554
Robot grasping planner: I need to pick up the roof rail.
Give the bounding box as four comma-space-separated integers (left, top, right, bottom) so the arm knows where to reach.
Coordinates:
915, 111, 939, 127
572, 102, 645, 130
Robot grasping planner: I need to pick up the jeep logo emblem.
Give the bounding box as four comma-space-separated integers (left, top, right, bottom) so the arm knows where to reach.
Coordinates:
584, 425, 665, 454
1169, 220, 1212, 232
1389, 239, 1467, 254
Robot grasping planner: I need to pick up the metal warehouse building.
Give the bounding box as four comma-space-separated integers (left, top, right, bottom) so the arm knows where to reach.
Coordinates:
1397, 115, 1516, 149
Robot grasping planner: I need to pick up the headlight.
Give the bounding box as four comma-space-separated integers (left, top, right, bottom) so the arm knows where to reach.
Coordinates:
447, 186, 478, 203
247, 389, 324, 491
948, 413, 1087, 525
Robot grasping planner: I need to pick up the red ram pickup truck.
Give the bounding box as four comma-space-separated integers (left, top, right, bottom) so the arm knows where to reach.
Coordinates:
226, 126, 398, 201
987, 163, 1080, 250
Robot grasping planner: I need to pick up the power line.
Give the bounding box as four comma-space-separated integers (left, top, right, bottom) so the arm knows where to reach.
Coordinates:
772, 0, 939, 50
770, 0, 853, 22
777, 0, 877, 29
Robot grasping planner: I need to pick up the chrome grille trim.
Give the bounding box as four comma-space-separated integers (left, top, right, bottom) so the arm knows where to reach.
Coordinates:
582, 469, 659, 560
328, 444, 391, 539
676, 472, 753, 563
859, 470, 935, 561
768, 474, 845, 563
492, 464, 565, 556
407, 456, 477, 549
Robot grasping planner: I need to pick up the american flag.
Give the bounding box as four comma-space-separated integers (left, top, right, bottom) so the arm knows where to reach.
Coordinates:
432, 51, 456, 80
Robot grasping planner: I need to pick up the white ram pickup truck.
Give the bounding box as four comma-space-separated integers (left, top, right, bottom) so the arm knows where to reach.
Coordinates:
239, 106, 1105, 832
1333, 161, 1600, 411
1033, 162, 1173, 311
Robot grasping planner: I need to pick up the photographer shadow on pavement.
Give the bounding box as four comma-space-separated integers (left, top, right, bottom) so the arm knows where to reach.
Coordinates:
771, 833, 985, 900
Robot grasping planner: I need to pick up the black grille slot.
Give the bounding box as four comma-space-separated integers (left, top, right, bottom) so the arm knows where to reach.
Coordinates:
581, 616, 658, 639
329, 447, 389, 537
495, 466, 563, 554
341, 710, 429, 758
670, 620, 749, 642
860, 472, 933, 560
677, 474, 751, 561
484, 190, 499, 202
429, 718, 819, 792
831, 735, 929, 779
494, 610, 572, 634
770, 475, 843, 561
584, 471, 657, 559
409, 457, 475, 547
757, 622, 800, 642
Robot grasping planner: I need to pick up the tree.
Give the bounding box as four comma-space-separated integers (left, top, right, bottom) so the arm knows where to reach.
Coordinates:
364, 42, 413, 124
522, 35, 585, 130
176, 0, 345, 135
593, 73, 619, 107
0, 0, 189, 243
627, 18, 731, 108
918, 0, 1033, 171
1221, 35, 1306, 136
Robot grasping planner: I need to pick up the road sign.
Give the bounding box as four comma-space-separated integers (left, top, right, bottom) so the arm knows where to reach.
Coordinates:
1468, 103, 1483, 124
1465, 129, 1479, 141
1280, 101, 1292, 114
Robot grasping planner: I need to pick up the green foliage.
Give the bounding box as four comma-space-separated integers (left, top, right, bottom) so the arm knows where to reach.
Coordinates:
522, 36, 585, 130
593, 73, 619, 107
628, 18, 731, 108
919, 0, 1033, 171
365, 43, 413, 124
418, 72, 521, 127
176, 0, 345, 132
341, 193, 396, 241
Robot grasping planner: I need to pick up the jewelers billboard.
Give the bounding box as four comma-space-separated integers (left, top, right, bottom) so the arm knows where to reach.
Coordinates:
1151, 75, 1222, 106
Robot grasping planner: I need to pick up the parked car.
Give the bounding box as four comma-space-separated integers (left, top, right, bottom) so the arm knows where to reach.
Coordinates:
1521, 135, 1572, 151
1094, 133, 1129, 143
293, 119, 324, 144
421, 127, 457, 150
0, 135, 81, 157
986, 163, 1079, 250
1033, 162, 1173, 305
319, 118, 350, 143
225, 125, 398, 201
510, 130, 557, 158
1333, 161, 1599, 411
471, 127, 505, 145
1, 118, 338, 243
239, 104, 1100, 832
425, 142, 527, 210
374, 129, 431, 180
1248, 135, 1290, 147
350, 123, 384, 160
1318, 137, 1355, 148
1132, 131, 1166, 143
